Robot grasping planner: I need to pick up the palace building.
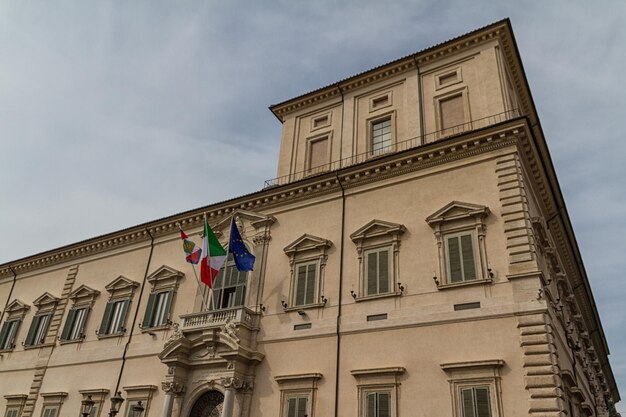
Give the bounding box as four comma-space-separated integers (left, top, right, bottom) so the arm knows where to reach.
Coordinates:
0, 19, 620, 417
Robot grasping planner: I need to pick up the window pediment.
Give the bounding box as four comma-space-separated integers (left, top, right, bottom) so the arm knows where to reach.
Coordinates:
350, 219, 405, 244
283, 234, 332, 256
212, 210, 277, 235
147, 265, 184, 291
69, 285, 100, 305
33, 293, 60, 309
105, 276, 140, 299
5, 299, 30, 318
426, 201, 490, 227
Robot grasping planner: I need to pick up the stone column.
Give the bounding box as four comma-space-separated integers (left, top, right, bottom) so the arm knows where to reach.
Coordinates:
221, 378, 243, 417
161, 382, 185, 417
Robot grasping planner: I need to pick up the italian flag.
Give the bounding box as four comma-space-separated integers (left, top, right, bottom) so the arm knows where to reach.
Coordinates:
200, 217, 227, 287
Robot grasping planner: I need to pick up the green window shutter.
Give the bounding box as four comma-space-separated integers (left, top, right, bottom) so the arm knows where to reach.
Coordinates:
295, 265, 307, 306
25, 316, 40, 346
366, 393, 377, 417
163, 290, 174, 324
460, 234, 476, 281
474, 387, 491, 417
234, 284, 245, 307
0, 321, 9, 349
461, 388, 476, 417
447, 236, 462, 283
142, 293, 157, 328
378, 393, 390, 417
305, 263, 317, 305
367, 252, 378, 295
78, 306, 91, 338
117, 300, 130, 333
60, 308, 77, 341
100, 302, 114, 335
378, 250, 389, 294
296, 397, 307, 417
287, 398, 297, 417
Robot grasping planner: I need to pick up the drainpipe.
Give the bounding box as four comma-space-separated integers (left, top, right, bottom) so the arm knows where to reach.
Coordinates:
0, 266, 18, 325
338, 84, 345, 165
413, 55, 425, 145
334, 171, 346, 417
113, 228, 155, 395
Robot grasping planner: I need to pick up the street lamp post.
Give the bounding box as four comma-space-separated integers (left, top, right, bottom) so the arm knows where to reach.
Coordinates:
131, 401, 145, 417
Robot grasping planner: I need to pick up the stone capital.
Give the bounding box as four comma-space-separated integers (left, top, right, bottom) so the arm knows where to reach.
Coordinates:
161, 381, 185, 395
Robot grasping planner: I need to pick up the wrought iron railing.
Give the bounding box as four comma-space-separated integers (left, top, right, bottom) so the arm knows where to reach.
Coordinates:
179, 306, 260, 330
264, 109, 520, 188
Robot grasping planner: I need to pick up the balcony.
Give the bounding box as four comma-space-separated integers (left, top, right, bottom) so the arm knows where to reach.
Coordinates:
179, 306, 261, 332
264, 109, 520, 188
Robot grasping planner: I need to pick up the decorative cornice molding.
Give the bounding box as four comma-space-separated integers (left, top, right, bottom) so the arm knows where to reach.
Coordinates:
0, 121, 526, 280
270, 22, 509, 119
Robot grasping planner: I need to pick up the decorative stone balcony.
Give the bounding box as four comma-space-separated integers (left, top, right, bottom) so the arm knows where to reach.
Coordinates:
179, 306, 261, 332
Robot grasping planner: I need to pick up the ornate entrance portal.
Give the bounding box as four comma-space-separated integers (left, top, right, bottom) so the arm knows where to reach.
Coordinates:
189, 391, 224, 417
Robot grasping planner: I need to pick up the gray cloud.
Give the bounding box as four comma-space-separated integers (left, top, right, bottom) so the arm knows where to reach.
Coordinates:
1, 0, 625, 409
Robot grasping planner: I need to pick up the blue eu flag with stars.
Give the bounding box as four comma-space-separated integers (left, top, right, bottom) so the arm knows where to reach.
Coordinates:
229, 219, 255, 271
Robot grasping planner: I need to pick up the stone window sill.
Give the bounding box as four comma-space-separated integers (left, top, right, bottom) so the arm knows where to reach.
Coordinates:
284, 302, 326, 312
23, 342, 54, 350
97, 333, 125, 340
436, 278, 492, 290
354, 291, 402, 302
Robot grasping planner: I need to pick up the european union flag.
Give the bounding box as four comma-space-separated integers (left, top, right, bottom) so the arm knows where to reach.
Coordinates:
229, 219, 255, 271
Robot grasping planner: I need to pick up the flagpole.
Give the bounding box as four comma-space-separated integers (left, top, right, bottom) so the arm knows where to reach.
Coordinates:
177, 222, 211, 311
203, 213, 217, 311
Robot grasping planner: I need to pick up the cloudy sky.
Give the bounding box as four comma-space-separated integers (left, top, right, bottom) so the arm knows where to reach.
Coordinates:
1, 0, 625, 409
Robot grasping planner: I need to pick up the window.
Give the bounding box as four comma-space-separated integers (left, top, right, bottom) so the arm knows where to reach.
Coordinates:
99, 299, 130, 336
365, 391, 391, 417
24, 293, 58, 348
25, 313, 52, 347
39, 392, 67, 417
365, 247, 390, 296
307, 137, 329, 174
122, 385, 156, 417
0, 319, 20, 350
435, 68, 462, 89
350, 220, 405, 300
210, 256, 247, 310
3, 394, 27, 417
351, 367, 404, 417
440, 359, 503, 417
283, 234, 332, 310
142, 290, 173, 328
460, 387, 491, 417
99, 276, 139, 337
371, 118, 392, 155
426, 202, 491, 288
60, 307, 88, 341
440, 94, 465, 130
142, 265, 183, 329
78, 389, 108, 417
275, 373, 322, 417
294, 262, 317, 306
311, 113, 331, 131
285, 396, 308, 417
445, 232, 477, 283
60, 285, 99, 343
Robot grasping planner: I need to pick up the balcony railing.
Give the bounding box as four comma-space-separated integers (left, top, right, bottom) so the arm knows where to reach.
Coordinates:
179, 306, 260, 331
264, 109, 520, 188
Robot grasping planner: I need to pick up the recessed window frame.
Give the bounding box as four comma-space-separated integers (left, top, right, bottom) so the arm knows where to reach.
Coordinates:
142, 265, 184, 331
39, 392, 67, 417
350, 220, 405, 301
368, 113, 396, 157
351, 367, 405, 417
209, 254, 249, 311
369, 91, 393, 112
310, 111, 332, 132
3, 394, 27, 417
440, 360, 504, 417
24, 293, 59, 349
435, 67, 463, 90
122, 385, 156, 417
426, 202, 491, 290
292, 260, 320, 307
275, 373, 322, 417
60, 285, 99, 344
305, 132, 332, 176
434, 87, 471, 138
444, 230, 480, 284
98, 276, 139, 339
78, 389, 109, 417
283, 234, 332, 311
363, 246, 392, 297
0, 300, 29, 352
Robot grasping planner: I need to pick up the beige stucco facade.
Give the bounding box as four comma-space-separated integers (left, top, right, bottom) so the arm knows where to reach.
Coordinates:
0, 19, 620, 417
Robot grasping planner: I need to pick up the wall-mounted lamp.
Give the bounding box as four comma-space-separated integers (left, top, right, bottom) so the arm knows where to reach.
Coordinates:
108, 391, 125, 417
397, 282, 405, 294
350, 290, 357, 299
130, 401, 145, 417
281, 300, 288, 309
320, 296, 328, 306
81, 395, 95, 417
259, 304, 266, 313
432, 275, 440, 287
297, 310, 307, 317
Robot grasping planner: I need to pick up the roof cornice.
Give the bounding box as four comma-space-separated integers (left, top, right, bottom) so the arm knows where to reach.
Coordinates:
270, 19, 510, 120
